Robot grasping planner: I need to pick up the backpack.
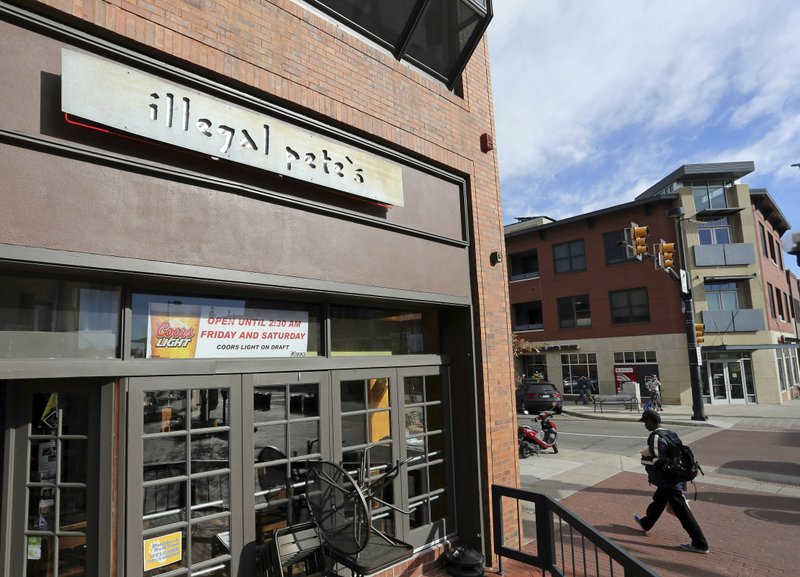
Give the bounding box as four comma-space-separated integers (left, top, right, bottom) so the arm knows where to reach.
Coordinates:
656, 431, 704, 484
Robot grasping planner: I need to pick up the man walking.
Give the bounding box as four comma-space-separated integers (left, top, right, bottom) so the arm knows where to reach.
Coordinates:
576, 375, 590, 405
633, 409, 709, 554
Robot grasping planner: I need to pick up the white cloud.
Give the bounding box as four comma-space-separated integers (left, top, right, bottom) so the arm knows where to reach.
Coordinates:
488, 0, 800, 187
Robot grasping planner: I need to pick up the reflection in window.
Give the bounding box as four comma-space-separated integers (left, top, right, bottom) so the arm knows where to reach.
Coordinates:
305, 0, 492, 89
253, 382, 321, 545
557, 295, 591, 328
25, 392, 92, 577
404, 374, 448, 530
140, 385, 232, 572
609, 288, 650, 324
697, 217, 731, 245
553, 240, 586, 273
0, 275, 121, 358
331, 306, 439, 355
692, 181, 729, 211
704, 282, 740, 311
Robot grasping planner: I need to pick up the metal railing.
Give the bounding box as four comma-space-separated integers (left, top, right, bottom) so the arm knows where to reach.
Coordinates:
492, 485, 659, 577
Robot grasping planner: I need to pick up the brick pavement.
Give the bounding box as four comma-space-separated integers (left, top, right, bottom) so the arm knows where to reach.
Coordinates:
559, 470, 799, 577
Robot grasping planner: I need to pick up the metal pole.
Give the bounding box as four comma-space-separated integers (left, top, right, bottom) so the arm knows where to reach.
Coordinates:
670, 211, 707, 421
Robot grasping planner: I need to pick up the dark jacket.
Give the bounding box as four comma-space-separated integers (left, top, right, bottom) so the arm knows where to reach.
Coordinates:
642, 427, 686, 490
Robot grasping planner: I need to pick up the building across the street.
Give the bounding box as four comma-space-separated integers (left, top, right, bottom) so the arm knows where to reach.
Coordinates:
506, 162, 800, 407
0, 2, 517, 577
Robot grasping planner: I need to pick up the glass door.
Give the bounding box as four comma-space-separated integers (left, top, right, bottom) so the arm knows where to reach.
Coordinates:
127, 375, 242, 577
242, 372, 331, 557
707, 361, 747, 404
6, 381, 105, 577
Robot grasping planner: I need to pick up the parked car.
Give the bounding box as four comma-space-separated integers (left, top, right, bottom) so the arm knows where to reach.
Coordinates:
562, 377, 598, 395
522, 381, 562, 414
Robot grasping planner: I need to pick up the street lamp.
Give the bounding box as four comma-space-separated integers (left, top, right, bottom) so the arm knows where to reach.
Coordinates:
666, 207, 707, 421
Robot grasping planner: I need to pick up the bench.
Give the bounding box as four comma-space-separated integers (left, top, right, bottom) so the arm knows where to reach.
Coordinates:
592, 394, 639, 413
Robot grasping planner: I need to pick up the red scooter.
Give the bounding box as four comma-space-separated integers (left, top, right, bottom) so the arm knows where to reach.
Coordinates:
518, 410, 559, 457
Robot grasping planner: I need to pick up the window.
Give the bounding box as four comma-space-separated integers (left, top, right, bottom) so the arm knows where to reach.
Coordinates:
561, 353, 598, 391
0, 274, 121, 359
768, 283, 776, 318
557, 295, 591, 328
131, 293, 322, 359
614, 350, 658, 364
513, 301, 543, 331
553, 240, 586, 274
704, 282, 740, 311
776, 287, 785, 321
776, 235, 784, 269
331, 306, 439, 355
402, 373, 448, 536
759, 223, 768, 257
604, 230, 634, 265
609, 288, 650, 324
522, 354, 548, 382
692, 181, 728, 211
304, 0, 493, 90
509, 250, 539, 280
768, 235, 777, 263
697, 217, 731, 245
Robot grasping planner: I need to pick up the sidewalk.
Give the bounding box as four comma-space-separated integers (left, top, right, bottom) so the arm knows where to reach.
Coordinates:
561, 397, 800, 430
515, 399, 800, 577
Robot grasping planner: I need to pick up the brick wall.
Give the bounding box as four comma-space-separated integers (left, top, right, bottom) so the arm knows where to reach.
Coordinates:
22, 0, 516, 562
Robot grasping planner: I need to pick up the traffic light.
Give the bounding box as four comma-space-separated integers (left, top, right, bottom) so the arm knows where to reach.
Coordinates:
695, 323, 705, 344
628, 222, 649, 261
660, 241, 675, 269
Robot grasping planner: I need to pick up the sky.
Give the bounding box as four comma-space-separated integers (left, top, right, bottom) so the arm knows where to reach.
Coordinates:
486, 0, 800, 275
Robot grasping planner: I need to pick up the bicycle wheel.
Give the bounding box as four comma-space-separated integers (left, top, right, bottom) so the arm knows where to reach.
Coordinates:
305, 460, 371, 555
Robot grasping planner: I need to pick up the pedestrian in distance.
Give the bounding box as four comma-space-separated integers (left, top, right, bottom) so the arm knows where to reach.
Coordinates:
576, 375, 590, 405
633, 409, 709, 554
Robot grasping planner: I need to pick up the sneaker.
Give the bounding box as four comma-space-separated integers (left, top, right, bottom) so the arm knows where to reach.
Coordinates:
679, 543, 709, 554
633, 514, 648, 534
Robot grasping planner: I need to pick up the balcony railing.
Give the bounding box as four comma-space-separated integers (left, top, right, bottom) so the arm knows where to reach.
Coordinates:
701, 309, 765, 332
492, 485, 658, 577
693, 243, 755, 266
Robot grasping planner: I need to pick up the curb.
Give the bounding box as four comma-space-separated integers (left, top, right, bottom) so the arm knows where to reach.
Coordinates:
560, 407, 719, 428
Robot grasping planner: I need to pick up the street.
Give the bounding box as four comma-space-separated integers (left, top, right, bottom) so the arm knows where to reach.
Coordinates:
516, 411, 800, 577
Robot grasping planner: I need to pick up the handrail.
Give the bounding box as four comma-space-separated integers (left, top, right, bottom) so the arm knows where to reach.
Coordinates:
492, 485, 659, 577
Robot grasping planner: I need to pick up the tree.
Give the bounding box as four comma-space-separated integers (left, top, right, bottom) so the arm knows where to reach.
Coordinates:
511, 335, 549, 406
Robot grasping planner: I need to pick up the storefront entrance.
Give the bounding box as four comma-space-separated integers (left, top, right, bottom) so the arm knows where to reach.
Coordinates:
3, 380, 110, 577
707, 359, 750, 404
125, 366, 450, 576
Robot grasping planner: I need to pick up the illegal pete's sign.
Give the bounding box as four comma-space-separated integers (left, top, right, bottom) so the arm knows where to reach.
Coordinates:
147, 303, 309, 359
60, 49, 404, 206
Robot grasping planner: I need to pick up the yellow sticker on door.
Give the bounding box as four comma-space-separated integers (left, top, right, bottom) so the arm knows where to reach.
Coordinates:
143, 531, 182, 570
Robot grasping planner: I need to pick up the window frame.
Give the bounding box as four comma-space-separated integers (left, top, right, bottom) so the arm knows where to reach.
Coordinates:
556, 294, 591, 328
512, 301, 543, 331
508, 250, 539, 280
609, 288, 651, 324
553, 240, 587, 274
603, 230, 634, 265
704, 282, 741, 311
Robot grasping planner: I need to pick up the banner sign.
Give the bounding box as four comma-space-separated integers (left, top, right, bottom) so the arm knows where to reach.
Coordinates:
143, 531, 182, 571
61, 49, 404, 206
147, 302, 309, 359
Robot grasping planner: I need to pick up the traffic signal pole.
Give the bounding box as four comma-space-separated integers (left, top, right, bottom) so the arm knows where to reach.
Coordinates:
668, 208, 707, 421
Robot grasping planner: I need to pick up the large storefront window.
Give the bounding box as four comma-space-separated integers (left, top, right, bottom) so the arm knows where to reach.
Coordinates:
330, 306, 439, 355
131, 293, 321, 359
0, 275, 121, 358
561, 353, 598, 391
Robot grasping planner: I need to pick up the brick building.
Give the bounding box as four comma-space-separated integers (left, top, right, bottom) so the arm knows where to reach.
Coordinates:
506, 162, 800, 407
0, 2, 517, 576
